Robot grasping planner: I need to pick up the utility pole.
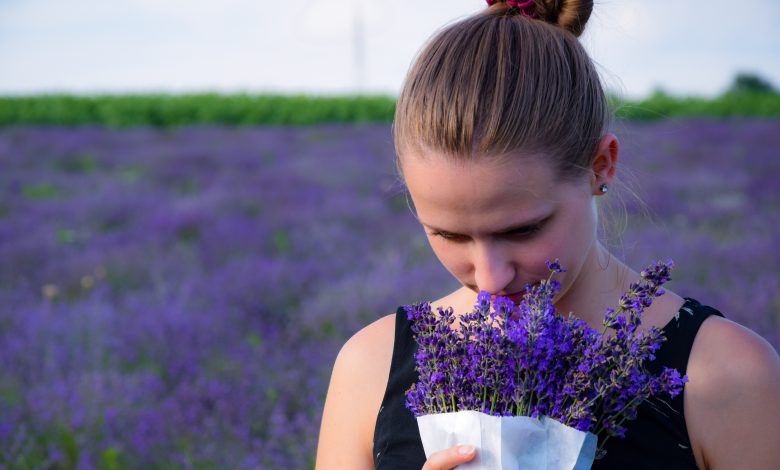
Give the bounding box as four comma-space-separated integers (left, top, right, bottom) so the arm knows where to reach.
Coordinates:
353, 0, 366, 94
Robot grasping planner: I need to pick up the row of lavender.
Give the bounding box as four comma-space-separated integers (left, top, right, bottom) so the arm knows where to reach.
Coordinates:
0, 121, 777, 468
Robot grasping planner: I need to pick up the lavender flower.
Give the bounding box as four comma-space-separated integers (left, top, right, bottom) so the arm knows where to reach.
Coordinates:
406, 259, 686, 456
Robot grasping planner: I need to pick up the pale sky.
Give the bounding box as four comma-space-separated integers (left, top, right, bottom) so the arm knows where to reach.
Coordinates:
1, 0, 778, 99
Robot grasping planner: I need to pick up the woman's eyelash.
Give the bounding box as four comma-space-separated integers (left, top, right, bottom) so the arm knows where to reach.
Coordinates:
431, 231, 463, 240
430, 225, 541, 241
504, 225, 541, 237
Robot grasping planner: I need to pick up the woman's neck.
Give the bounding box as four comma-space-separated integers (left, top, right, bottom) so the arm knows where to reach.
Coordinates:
552, 244, 684, 332
552, 243, 633, 329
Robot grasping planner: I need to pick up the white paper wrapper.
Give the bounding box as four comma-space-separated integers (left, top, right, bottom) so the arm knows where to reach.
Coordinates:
417, 410, 596, 470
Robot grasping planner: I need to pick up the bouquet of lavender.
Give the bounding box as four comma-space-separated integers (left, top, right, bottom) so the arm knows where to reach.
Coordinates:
405, 260, 687, 469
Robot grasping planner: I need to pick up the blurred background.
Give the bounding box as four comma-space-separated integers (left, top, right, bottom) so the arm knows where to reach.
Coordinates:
0, 1, 778, 469
2, 0, 780, 98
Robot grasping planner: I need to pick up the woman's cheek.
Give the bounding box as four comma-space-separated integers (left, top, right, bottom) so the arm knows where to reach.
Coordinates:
437, 245, 476, 283
428, 237, 462, 269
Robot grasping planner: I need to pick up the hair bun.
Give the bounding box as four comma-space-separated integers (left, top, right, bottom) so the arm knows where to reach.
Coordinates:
487, 0, 594, 37
537, 0, 593, 37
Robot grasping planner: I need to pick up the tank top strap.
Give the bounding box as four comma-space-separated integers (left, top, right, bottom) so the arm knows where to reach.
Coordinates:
654, 297, 725, 376
591, 297, 724, 469
389, 306, 417, 384
372, 306, 426, 468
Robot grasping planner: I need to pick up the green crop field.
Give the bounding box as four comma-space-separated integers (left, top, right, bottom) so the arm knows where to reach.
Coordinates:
1, 89, 779, 127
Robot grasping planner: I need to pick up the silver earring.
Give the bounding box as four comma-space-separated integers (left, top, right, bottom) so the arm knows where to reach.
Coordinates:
599, 183, 609, 194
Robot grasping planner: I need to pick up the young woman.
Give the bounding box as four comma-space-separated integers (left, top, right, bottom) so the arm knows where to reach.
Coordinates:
316, 1, 780, 468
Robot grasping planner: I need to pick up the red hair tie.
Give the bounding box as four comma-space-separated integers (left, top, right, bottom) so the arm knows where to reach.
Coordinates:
486, 0, 539, 18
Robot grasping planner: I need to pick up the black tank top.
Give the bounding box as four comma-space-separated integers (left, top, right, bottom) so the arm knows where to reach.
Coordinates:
373, 297, 724, 469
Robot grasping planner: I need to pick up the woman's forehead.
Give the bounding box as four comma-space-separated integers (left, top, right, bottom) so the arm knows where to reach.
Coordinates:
402, 153, 566, 232
402, 151, 559, 200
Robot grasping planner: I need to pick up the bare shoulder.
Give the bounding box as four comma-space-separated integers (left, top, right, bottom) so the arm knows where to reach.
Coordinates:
315, 313, 397, 469
690, 316, 780, 375
685, 315, 780, 469
687, 316, 780, 395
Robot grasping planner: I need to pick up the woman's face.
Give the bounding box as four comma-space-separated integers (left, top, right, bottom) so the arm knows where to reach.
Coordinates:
401, 150, 601, 305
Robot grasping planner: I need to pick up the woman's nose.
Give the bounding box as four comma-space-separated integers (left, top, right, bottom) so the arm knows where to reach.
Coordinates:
472, 243, 515, 295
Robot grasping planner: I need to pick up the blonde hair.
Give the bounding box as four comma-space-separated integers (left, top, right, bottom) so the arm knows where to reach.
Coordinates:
394, 0, 611, 181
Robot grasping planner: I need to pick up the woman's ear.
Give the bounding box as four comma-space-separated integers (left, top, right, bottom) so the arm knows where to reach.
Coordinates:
590, 133, 619, 195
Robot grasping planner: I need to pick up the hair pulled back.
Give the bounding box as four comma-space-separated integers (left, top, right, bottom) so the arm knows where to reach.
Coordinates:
394, 0, 611, 180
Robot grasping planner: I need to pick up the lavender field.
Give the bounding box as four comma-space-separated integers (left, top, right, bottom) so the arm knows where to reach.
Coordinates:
0, 120, 778, 469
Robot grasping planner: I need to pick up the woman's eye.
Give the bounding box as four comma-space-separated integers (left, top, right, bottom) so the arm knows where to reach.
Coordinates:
431, 224, 542, 242
503, 225, 541, 239
431, 231, 465, 241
